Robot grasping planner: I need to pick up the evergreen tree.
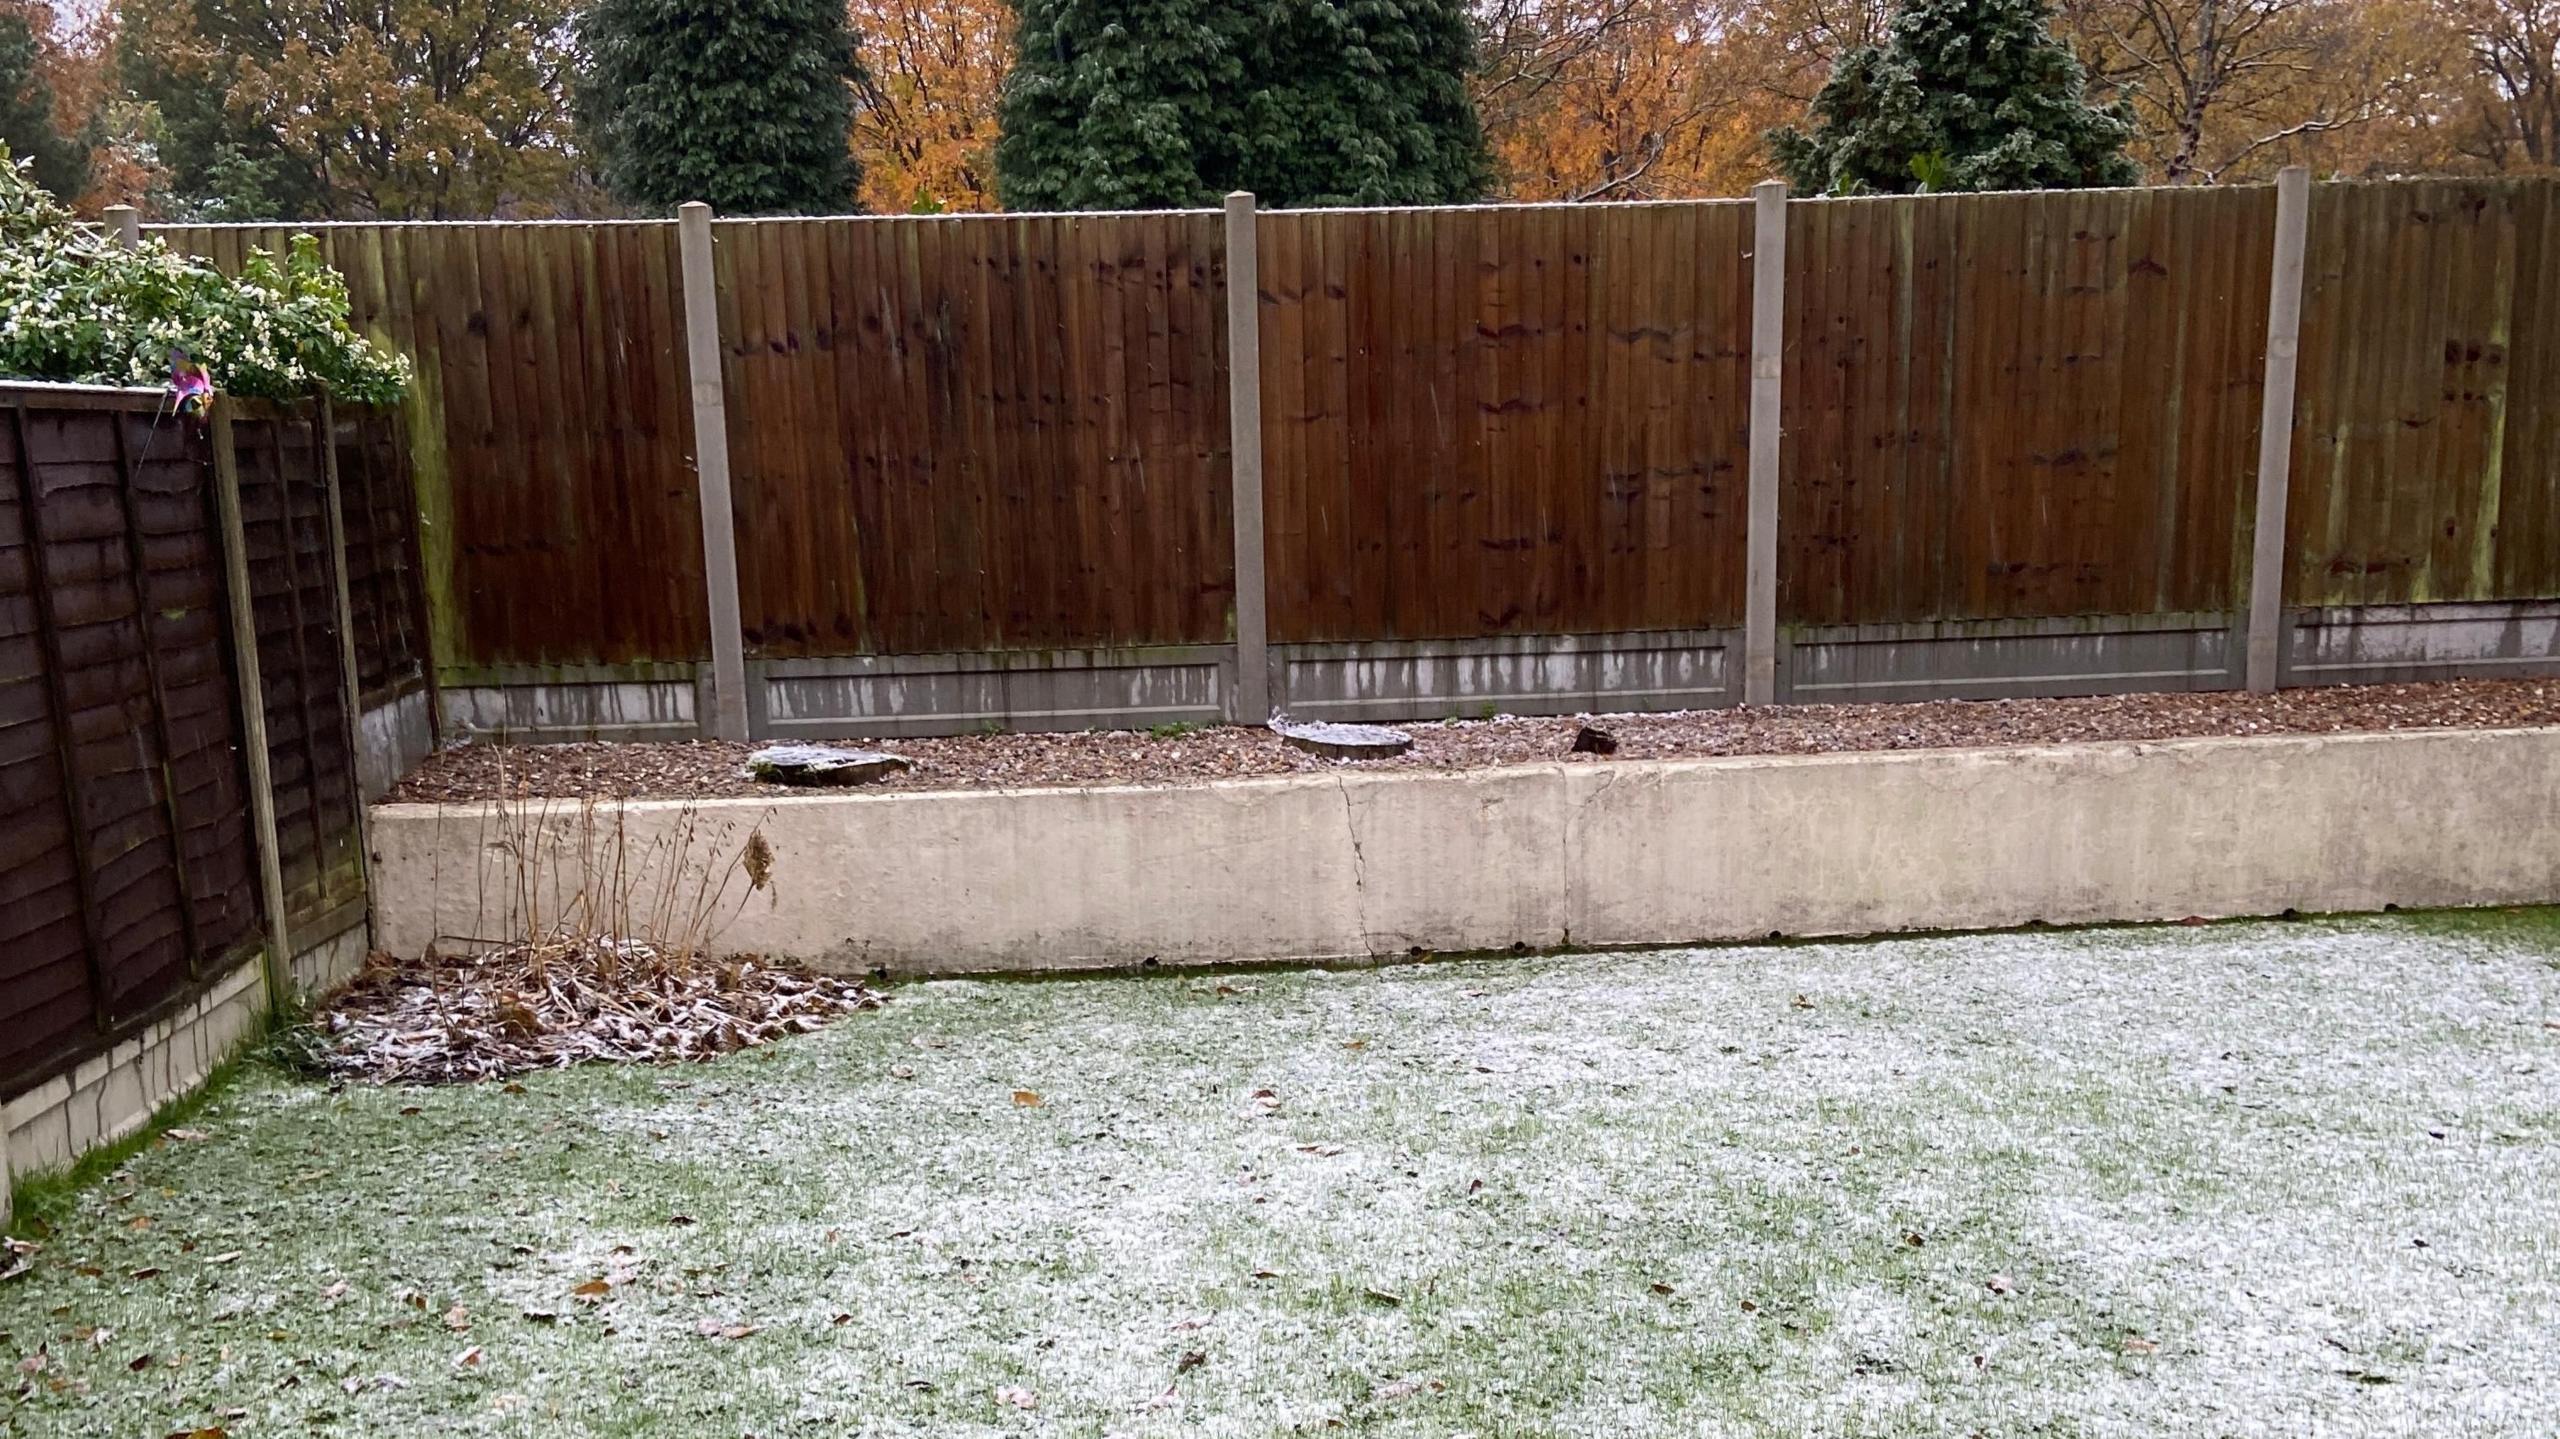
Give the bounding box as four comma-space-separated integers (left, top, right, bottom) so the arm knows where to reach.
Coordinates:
1769, 0, 2137, 195
995, 0, 1489, 211
0, 10, 88, 202
577, 0, 864, 213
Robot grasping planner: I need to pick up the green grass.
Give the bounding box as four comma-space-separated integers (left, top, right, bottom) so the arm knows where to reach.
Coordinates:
3, 912, 2556, 1436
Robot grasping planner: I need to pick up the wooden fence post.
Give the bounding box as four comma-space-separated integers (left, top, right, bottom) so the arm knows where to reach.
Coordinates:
1744, 181, 1788, 706
105, 205, 140, 250
1223, 192, 1271, 723
210, 403, 296, 1006
677, 201, 750, 740
2244, 167, 2312, 693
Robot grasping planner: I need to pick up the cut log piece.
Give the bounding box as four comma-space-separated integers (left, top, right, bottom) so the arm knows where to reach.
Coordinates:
1272, 718, 1414, 761
743, 744, 913, 787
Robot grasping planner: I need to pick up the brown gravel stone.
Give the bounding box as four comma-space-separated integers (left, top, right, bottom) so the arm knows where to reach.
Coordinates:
385, 678, 2560, 806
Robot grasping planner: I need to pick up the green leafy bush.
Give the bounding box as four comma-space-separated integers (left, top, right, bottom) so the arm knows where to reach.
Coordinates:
0, 150, 410, 405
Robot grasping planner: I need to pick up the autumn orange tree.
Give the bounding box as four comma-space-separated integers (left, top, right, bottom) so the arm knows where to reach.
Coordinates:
117, 0, 579, 218
848, 0, 1008, 212
1473, 0, 2552, 195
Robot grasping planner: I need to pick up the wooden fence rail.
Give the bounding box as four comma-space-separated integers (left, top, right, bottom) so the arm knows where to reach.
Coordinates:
145, 173, 2560, 733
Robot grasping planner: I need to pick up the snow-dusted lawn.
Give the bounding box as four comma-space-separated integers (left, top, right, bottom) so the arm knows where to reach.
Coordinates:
6, 912, 2558, 1437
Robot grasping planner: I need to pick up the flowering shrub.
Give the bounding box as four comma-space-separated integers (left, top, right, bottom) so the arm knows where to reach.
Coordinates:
0, 151, 410, 406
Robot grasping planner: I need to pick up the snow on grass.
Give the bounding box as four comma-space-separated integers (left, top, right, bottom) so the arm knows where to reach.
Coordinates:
4, 911, 2557, 1436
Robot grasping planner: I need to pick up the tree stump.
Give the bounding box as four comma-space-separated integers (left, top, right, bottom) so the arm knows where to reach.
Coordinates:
1271, 718, 1414, 760
742, 744, 913, 787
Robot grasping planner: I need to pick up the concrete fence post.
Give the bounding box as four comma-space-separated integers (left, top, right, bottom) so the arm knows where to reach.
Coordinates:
1223, 192, 1271, 724
1744, 180, 1788, 706
676, 201, 750, 740
104, 205, 141, 250
2246, 166, 2313, 693
209, 402, 296, 1007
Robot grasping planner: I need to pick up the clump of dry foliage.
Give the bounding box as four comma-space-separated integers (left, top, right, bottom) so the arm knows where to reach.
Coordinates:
312, 791, 883, 1084
314, 940, 882, 1084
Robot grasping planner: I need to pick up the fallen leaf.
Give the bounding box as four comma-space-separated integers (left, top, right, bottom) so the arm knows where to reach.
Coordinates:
2122, 1336, 2160, 1354
1249, 1268, 1281, 1281
693, 1320, 759, 1340
1373, 1376, 1426, 1402
1176, 1350, 1206, 1373
1363, 1287, 1402, 1306
18, 1351, 45, 1374
502, 1083, 526, 1095
454, 1346, 484, 1368
521, 1309, 559, 1323
667, 1215, 695, 1227
1649, 1282, 1675, 1296
1791, 994, 1815, 1010
164, 1128, 209, 1142
320, 1281, 350, 1301
129, 1267, 162, 1281
571, 1280, 611, 1301
994, 1384, 1038, 1410
889, 1064, 915, 1080
443, 1305, 471, 1331
1169, 1315, 1210, 1332
129, 1352, 154, 1372
205, 1252, 241, 1266
1143, 1383, 1181, 1411
1011, 1090, 1042, 1108
830, 1312, 853, 1327
399, 1106, 422, 1117
1341, 1039, 1366, 1051
1986, 1274, 2013, 1295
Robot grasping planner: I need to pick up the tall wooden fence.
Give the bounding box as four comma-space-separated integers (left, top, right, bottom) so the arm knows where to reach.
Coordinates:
0, 385, 423, 1095
149, 174, 2560, 735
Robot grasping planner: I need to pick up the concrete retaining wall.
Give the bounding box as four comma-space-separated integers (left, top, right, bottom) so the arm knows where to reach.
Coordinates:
369, 726, 2560, 975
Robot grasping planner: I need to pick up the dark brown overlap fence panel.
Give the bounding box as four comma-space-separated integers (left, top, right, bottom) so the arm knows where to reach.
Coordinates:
2287, 178, 2560, 607
153, 223, 709, 669
713, 212, 1237, 656
1778, 185, 2277, 627
1256, 202, 1756, 644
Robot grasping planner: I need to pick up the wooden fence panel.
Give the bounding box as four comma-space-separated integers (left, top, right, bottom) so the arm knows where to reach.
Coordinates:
1779, 186, 2275, 627
150, 223, 709, 669
232, 411, 364, 936
332, 405, 434, 705
0, 391, 261, 1092
713, 213, 1235, 656
2287, 178, 2560, 606
1258, 202, 1754, 644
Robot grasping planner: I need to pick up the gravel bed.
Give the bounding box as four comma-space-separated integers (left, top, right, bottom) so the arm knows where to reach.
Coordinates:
385, 677, 2560, 804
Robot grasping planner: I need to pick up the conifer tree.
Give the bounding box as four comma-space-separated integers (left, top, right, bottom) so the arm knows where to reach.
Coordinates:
995, 0, 1489, 210
1770, 0, 2137, 195
578, 0, 864, 213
